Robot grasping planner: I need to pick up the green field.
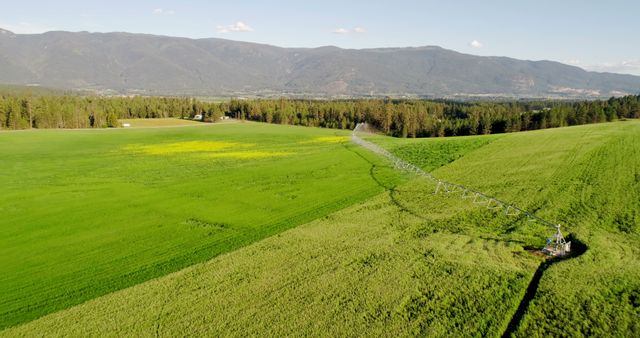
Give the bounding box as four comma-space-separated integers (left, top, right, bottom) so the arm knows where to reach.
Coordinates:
387, 121, 640, 336
2, 120, 638, 336
118, 117, 207, 128
0, 122, 401, 329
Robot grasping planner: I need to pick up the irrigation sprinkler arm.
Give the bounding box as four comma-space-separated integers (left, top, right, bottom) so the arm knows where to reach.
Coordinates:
352, 122, 568, 253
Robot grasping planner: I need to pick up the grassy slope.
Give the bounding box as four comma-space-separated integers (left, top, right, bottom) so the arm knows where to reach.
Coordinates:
509, 125, 640, 336
371, 133, 503, 172
406, 121, 640, 336
0, 122, 393, 329
2, 121, 638, 336
0, 161, 540, 337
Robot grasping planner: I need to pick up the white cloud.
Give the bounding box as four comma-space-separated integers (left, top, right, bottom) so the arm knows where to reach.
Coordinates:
333, 27, 366, 34
469, 40, 483, 48
217, 21, 254, 33
0, 22, 55, 34
153, 8, 175, 15
561, 59, 640, 76
581, 60, 640, 76
564, 59, 582, 66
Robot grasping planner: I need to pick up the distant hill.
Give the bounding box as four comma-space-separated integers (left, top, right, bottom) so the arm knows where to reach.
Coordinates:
0, 28, 638, 98
0, 84, 80, 96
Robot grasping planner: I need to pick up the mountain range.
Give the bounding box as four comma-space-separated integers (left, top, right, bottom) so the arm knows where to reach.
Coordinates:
0, 28, 638, 98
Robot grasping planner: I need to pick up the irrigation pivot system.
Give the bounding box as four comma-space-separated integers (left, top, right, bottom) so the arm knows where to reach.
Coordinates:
351, 123, 571, 256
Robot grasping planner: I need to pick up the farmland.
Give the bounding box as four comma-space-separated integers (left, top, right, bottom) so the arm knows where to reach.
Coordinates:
118, 117, 208, 128
2, 120, 638, 336
0, 122, 401, 329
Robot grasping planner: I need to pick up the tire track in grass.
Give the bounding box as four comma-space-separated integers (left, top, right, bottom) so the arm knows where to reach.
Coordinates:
502, 128, 621, 337
501, 236, 587, 338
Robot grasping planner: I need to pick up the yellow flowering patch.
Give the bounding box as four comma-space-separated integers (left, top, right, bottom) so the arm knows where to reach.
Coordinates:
202, 151, 292, 159
125, 141, 252, 155
124, 141, 292, 160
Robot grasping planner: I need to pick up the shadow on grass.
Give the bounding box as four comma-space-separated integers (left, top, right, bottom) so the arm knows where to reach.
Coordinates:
502, 234, 588, 338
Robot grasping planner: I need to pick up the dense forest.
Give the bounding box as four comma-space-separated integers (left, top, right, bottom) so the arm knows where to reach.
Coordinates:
226, 95, 640, 137
0, 95, 223, 129
1, 89, 639, 137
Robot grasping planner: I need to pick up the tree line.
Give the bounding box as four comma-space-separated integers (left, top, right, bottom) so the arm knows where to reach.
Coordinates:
0, 95, 224, 129
226, 95, 640, 137
1, 92, 639, 137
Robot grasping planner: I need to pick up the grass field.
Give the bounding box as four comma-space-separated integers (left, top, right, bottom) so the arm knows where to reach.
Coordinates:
118, 118, 209, 128
3, 120, 638, 336
373, 120, 640, 336
0, 122, 402, 329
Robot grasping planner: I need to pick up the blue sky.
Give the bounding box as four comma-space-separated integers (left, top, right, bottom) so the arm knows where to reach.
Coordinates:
1, 0, 638, 75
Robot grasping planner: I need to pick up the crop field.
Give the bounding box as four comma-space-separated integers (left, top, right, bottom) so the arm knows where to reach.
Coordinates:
3, 120, 638, 337
0, 122, 400, 329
